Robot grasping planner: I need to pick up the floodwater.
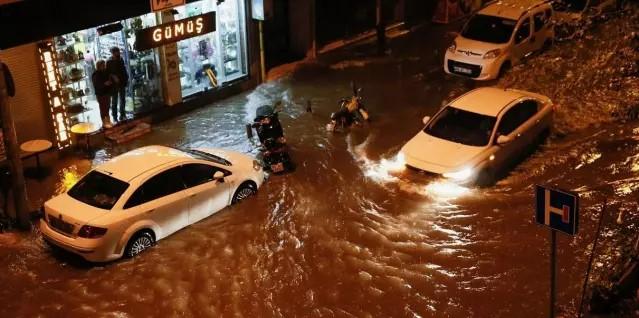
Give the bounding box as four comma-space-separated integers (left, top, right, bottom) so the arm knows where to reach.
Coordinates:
1, 6, 639, 318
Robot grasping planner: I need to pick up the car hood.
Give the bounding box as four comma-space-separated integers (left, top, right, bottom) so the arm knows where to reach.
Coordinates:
401, 132, 485, 173
455, 36, 509, 56
44, 193, 110, 227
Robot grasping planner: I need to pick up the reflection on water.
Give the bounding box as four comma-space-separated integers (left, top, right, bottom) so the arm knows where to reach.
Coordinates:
423, 181, 471, 201
2, 6, 639, 317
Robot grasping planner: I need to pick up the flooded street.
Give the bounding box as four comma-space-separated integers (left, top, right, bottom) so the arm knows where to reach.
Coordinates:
2, 6, 639, 317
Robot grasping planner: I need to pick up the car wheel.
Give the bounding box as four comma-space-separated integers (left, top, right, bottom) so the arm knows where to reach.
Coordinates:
498, 61, 511, 78
124, 231, 155, 258
232, 182, 257, 204
476, 168, 495, 188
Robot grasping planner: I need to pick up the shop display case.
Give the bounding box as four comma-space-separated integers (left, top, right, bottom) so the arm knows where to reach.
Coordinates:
53, 33, 93, 126
49, 13, 163, 127
176, 0, 247, 97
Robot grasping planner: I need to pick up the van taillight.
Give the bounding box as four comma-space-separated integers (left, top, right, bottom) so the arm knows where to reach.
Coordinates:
78, 225, 107, 238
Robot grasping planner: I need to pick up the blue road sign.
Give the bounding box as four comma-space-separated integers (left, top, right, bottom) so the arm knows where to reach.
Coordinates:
535, 185, 579, 235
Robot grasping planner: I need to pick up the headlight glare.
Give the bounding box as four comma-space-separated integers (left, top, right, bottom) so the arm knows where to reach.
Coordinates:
443, 167, 474, 181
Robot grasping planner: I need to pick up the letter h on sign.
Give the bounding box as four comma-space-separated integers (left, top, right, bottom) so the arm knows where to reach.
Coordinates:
535, 185, 579, 236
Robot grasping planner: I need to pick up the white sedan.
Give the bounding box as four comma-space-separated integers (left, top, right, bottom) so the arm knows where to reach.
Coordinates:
40, 145, 265, 262
400, 87, 554, 185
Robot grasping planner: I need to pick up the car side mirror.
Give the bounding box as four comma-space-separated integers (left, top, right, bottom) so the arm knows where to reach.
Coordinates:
213, 171, 225, 182
422, 116, 431, 125
497, 135, 512, 145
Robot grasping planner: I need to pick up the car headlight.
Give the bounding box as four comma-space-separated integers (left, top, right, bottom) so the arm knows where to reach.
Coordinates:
443, 167, 474, 181
253, 159, 262, 171
397, 152, 405, 165
447, 41, 457, 53
483, 49, 501, 59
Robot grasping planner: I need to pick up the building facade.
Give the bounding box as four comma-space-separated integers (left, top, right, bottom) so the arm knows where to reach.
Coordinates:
262, 0, 439, 69
0, 0, 260, 149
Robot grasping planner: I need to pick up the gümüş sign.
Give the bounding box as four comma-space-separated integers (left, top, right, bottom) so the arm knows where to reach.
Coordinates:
134, 12, 215, 51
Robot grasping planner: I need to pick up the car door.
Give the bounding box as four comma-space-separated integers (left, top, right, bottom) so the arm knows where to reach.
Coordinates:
181, 163, 231, 224
532, 9, 551, 51
512, 16, 534, 62
510, 100, 542, 147
492, 104, 528, 168
123, 166, 189, 239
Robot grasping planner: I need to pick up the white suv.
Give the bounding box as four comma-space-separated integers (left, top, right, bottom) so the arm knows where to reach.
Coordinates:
444, 0, 554, 80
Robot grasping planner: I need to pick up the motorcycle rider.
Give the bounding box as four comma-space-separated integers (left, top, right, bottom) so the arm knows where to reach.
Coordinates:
328, 85, 369, 131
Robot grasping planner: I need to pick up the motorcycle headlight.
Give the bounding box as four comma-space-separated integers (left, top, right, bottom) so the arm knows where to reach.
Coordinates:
447, 41, 457, 53
443, 167, 474, 181
483, 49, 501, 59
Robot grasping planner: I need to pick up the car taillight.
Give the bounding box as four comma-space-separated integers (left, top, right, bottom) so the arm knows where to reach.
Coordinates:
78, 225, 107, 239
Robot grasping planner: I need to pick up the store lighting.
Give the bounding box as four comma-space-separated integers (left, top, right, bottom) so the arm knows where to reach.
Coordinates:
38, 40, 72, 148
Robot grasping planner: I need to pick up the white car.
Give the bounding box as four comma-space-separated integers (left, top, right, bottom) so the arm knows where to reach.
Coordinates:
444, 0, 554, 80
400, 87, 554, 185
40, 145, 265, 262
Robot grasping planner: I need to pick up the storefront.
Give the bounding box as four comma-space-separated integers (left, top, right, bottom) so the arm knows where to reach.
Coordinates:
0, 0, 253, 150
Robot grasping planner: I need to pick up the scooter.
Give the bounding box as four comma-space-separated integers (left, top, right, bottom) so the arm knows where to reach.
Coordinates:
327, 83, 370, 132
246, 104, 294, 173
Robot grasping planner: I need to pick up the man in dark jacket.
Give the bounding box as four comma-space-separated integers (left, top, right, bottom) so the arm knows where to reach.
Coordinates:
106, 47, 128, 121
92, 60, 113, 128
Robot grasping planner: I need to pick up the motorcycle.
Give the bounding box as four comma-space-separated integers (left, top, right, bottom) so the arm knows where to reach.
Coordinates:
247, 105, 294, 173
326, 83, 370, 132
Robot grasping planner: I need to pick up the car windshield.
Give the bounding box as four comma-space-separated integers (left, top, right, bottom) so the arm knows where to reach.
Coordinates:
68, 171, 129, 210
552, 0, 587, 12
461, 14, 517, 44
424, 106, 497, 146
181, 148, 232, 166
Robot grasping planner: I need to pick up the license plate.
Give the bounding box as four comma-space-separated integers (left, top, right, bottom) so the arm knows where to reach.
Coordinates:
271, 162, 285, 173
453, 66, 472, 74
49, 216, 74, 234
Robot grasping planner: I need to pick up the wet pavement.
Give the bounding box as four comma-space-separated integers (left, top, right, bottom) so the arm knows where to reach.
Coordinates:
2, 5, 639, 317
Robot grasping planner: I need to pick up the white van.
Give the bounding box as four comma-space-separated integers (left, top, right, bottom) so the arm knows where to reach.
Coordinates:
444, 0, 555, 80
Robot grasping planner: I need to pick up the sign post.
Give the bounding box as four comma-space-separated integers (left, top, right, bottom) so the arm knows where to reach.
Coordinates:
252, 0, 272, 83
535, 185, 580, 318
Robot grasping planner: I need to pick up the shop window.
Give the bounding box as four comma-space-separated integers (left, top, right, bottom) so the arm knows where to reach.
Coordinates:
176, 0, 247, 97
52, 13, 162, 128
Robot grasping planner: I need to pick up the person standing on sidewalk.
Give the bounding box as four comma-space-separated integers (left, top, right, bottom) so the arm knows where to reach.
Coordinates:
92, 60, 113, 129
106, 47, 128, 122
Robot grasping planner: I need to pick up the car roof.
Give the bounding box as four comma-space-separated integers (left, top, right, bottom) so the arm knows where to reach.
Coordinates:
479, 0, 549, 20
96, 145, 190, 182
449, 87, 532, 117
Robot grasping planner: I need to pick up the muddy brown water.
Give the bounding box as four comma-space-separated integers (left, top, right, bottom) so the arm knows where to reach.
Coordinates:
2, 8, 639, 317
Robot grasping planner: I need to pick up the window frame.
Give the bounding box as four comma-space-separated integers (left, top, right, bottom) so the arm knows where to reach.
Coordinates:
180, 162, 230, 189
495, 99, 540, 140
514, 17, 532, 44
123, 166, 187, 209
533, 11, 547, 32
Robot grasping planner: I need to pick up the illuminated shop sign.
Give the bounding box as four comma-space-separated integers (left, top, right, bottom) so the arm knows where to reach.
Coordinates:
134, 12, 215, 51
